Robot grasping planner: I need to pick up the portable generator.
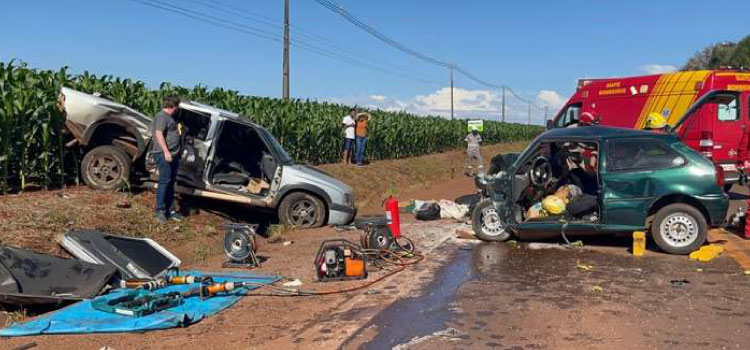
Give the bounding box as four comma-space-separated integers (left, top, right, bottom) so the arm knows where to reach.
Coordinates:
314, 239, 367, 282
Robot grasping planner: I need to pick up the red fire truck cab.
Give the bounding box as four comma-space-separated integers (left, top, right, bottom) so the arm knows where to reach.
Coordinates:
550, 69, 750, 188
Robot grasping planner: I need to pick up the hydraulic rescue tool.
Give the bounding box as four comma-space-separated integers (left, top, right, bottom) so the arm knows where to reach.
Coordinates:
314, 239, 367, 282
92, 289, 183, 317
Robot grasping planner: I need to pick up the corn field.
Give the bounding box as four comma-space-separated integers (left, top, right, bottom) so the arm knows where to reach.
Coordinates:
0, 60, 543, 192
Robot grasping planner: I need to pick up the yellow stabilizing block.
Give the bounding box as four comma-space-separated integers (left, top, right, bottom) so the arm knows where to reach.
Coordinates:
689, 244, 725, 262
632, 231, 646, 257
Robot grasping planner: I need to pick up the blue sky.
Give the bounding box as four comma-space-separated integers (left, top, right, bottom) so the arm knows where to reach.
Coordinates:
2, 0, 749, 123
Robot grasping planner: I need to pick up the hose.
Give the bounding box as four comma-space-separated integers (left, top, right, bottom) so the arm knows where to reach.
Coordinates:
244, 236, 424, 297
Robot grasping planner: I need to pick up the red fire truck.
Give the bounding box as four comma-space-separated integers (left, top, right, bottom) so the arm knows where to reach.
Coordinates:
550, 69, 750, 188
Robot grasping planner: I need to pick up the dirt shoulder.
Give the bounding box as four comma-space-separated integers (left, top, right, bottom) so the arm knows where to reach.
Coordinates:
0, 143, 510, 349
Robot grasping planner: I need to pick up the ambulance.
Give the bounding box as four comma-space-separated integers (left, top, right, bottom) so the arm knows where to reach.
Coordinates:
550, 69, 750, 188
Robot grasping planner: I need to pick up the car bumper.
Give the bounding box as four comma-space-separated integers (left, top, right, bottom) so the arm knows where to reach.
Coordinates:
328, 203, 357, 225
696, 193, 729, 227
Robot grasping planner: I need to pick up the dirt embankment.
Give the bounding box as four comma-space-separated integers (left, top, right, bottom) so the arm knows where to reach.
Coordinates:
0, 142, 524, 258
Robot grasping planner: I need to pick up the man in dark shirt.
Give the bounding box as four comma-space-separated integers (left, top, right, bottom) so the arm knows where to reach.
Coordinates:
152, 95, 183, 223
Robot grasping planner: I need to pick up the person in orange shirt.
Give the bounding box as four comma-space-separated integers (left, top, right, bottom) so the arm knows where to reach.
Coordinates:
354, 112, 371, 167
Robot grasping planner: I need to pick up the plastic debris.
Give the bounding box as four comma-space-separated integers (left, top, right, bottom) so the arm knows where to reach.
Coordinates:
688, 244, 725, 262
591, 285, 603, 293
571, 240, 584, 247
576, 261, 595, 271
670, 279, 690, 287
282, 241, 294, 246
283, 279, 303, 287
507, 240, 519, 248
744, 270, 750, 275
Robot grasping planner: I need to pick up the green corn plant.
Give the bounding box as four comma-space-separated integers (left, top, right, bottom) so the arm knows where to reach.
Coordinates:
0, 59, 544, 191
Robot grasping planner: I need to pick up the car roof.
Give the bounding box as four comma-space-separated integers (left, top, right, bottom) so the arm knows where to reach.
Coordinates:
539, 125, 678, 141
179, 100, 259, 127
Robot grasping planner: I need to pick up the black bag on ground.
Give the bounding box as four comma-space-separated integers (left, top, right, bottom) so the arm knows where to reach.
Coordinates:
567, 195, 597, 217
415, 202, 441, 221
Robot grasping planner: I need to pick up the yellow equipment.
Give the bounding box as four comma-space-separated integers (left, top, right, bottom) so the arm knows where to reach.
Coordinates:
542, 195, 566, 215
645, 112, 667, 129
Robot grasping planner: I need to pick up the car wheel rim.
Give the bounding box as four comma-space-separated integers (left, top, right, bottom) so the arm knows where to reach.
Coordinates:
660, 213, 698, 248
481, 207, 506, 237
89, 154, 122, 186
290, 199, 317, 227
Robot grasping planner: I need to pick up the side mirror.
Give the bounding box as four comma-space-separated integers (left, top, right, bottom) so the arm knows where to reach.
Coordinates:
546, 120, 554, 129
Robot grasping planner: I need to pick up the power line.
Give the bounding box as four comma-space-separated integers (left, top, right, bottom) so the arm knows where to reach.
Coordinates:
184, 0, 444, 85
311, 0, 549, 110
128, 0, 443, 86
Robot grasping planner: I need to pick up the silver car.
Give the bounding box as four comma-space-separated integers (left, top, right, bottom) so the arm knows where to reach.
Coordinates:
58, 87, 355, 227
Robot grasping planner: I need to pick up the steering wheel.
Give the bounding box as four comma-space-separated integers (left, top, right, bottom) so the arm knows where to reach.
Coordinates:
529, 156, 553, 187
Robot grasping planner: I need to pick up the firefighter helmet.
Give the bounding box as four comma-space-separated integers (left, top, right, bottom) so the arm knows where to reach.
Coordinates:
579, 112, 600, 126
645, 112, 667, 129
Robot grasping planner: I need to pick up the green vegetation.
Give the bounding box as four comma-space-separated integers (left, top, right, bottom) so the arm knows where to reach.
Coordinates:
0, 60, 543, 192
683, 35, 750, 70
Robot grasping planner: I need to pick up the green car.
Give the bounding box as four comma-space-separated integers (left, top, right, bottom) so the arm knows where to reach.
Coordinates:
472, 126, 729, 254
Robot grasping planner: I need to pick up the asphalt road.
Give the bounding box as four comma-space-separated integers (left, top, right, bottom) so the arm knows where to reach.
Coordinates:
347, 185, 750, 350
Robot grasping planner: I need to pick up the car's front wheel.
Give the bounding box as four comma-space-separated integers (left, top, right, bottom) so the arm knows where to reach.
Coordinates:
81, 145, 131, 191
472, 199, 511, 242
278, 192, 326, 228
651, 203, 707, 255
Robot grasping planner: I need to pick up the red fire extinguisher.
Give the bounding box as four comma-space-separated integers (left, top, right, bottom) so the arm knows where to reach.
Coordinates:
384, 196, 401, 238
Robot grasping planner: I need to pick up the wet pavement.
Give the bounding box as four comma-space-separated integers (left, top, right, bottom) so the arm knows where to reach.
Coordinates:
352, 185, 750, 349
361, 240, 750, 349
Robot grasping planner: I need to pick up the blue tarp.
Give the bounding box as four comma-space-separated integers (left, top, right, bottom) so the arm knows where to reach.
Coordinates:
1, 270, 279, 337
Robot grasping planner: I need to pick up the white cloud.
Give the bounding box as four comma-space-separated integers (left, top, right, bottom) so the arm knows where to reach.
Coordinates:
640, 64, 678, 74
331, 86, 561, 124
536, 90, 566, 110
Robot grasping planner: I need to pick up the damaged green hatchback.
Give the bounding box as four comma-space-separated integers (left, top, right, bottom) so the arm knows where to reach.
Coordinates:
472, 126, 729, 255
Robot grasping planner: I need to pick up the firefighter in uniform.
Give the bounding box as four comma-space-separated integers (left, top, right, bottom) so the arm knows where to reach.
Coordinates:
644, 112, 668, 133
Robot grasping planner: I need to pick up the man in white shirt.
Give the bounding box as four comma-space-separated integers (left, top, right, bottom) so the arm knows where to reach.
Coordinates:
342, 108, 356, 164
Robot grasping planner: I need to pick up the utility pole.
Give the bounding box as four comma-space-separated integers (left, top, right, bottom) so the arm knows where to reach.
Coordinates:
501, 85, 505, 123
544, 106, 549, 124
449, 64, 454, 120
282, 0, 290, 100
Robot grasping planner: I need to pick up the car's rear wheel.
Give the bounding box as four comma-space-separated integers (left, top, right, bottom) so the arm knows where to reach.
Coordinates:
651, 203, 707, 255
278, 192, 326, 228
472, 199, 511, 242
81, 145, 131, 191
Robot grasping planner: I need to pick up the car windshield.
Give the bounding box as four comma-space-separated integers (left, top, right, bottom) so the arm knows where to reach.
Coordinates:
259, 127, 294, 165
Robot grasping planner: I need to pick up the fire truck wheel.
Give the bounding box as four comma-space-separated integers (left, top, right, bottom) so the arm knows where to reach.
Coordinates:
279, 192, 326, 228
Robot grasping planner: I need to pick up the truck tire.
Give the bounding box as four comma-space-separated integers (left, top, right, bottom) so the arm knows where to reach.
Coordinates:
278, 192, 326, 228
472, 199, 511, 242
81, 145, 131, 191
651, 203, 707, 255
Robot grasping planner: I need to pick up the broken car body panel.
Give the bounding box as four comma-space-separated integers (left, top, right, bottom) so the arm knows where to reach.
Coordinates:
59, 230, 181, 280
0, 245, 117, 307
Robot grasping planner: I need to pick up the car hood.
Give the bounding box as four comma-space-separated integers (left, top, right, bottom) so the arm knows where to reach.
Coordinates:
287, 165, 352, 194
